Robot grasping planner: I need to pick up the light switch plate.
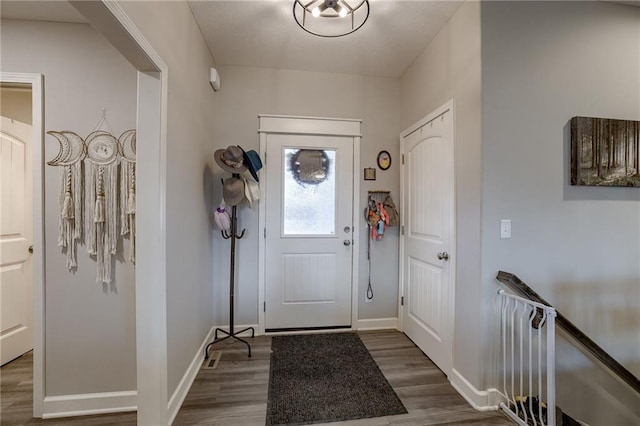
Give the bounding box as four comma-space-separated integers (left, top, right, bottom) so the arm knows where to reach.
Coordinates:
500, 219, 511, 239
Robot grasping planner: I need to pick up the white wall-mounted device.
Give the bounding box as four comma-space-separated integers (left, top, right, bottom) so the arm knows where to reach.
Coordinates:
500, 219, 511, 239
210, 67, 221, 91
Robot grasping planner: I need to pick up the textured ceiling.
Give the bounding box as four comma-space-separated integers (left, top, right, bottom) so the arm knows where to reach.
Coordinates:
3, 1, 640, 78
0, 0, 87, 23
188, 0, 464, 78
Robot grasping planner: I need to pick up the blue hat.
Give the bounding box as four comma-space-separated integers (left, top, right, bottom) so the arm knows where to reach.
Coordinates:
241, 148, 263, 182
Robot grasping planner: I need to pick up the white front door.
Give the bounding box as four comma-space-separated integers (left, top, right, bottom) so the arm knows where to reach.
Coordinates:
400, 102, 455, 375
265, 133, 354, 330
0, 116, 34, 365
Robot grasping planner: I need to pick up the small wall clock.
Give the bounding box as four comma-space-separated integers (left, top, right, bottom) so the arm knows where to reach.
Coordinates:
377, 150, 391, 170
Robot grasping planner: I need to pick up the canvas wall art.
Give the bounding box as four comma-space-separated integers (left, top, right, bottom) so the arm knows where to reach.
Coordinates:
571, 116, 640, 187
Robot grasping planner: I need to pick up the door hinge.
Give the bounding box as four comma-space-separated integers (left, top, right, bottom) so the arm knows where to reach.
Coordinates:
401, 296, 404, 306
401, 225, 405, 235
263, 151, 267, 165
263, 301, 266, 312
264, 228, 266, 239
402, 154, 405, 165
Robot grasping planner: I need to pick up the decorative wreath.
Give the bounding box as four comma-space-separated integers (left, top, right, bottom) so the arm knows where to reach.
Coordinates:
289, 149, 330, 185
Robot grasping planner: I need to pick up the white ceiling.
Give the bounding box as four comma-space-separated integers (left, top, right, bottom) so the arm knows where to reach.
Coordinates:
3, 1, 639, 78
188, 0, 464, 78
0, 0, 87, 24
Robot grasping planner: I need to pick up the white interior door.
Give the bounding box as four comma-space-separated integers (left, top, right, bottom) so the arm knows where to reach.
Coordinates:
265, 133, 354, 330
401, 102, 455, 375
1, 116, 34, 365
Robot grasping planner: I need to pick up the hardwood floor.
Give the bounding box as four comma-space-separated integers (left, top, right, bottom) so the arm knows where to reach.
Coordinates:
1, 330, 512, 425
0, 352, 136, 426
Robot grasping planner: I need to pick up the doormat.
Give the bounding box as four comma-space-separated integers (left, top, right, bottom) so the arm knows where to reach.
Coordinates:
266, 333, 407, 425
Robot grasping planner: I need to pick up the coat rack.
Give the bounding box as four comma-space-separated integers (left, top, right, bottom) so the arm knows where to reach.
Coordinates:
205, 174, 254, 358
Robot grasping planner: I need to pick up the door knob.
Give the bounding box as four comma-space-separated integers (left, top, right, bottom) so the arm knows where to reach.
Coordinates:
28, 245, 34, 254
343, 240, 352, 246
437, 251, 449, 261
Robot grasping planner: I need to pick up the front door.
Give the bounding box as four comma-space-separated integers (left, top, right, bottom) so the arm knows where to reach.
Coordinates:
400, 101, 455, 375
265, 133, 354, 330
1, 116, 34, 365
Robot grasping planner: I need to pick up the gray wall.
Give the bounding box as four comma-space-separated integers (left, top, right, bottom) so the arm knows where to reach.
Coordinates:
400, 0, 484, 387
1, 20, 137, 395
481, 1, 640, 422
117, 1, 218, 397
210, 65, 401, 326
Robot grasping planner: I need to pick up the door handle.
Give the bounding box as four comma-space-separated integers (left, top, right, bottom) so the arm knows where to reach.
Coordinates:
437, 251, 449, 261
28, 245, 34, 254
343, 240, 351, 246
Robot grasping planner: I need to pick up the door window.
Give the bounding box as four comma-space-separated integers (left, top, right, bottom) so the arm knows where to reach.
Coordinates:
283, 148, 336, 236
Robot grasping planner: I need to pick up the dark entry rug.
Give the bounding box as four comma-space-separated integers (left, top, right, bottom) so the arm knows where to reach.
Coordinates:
266, 333, 407, 425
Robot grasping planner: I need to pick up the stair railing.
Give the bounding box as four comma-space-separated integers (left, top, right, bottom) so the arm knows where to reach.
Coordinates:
497, 271, 640, 395
498, 289, 557, 426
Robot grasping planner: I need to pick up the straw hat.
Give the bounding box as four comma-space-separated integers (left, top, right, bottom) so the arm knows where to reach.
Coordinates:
242, 175, 260, 209
222, 177, 245, 206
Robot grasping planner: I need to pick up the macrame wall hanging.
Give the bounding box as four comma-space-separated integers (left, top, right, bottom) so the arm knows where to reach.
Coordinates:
47, 131, 85, 270
119, 130, 136, 263
84, 130, 119, 283
47, 111, 136, 284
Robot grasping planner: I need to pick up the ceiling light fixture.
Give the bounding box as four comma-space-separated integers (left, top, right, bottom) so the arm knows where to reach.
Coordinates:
293, 0, 370, 38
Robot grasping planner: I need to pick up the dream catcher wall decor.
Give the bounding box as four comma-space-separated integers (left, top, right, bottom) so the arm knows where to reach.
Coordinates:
47, 115, 137, 284
119, 130, 136, 263
84, 130, 119, 283
47, 131, 85, 270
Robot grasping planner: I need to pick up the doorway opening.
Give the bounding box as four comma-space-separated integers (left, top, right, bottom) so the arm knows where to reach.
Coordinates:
0, 73, 45, 416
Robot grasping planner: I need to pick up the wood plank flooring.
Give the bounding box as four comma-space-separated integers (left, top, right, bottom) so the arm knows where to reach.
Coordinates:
1, 330, 512, 425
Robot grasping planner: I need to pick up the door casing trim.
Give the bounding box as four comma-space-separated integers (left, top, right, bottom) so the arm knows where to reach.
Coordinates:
0, 72, 45, 417
257, 115, 361, 334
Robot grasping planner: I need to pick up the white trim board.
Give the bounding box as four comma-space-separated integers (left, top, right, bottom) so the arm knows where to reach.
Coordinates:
167, 326, 216, 425
356, 318, 399, 331
42, 391, 137, 419
449, 368, 501, 412
258, 114, 362, 137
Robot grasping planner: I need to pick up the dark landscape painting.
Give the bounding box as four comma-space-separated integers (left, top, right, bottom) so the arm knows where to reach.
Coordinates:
571, 116, 640, 187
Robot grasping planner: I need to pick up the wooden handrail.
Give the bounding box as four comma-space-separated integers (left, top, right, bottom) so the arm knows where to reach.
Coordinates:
496, 271, 640, 394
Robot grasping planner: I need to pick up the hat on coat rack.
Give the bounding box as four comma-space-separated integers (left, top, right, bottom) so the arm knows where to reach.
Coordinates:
222, 177, 245, 206
241, 148, 263, 182
242, 175, 260, 209
214, 145, 247, 174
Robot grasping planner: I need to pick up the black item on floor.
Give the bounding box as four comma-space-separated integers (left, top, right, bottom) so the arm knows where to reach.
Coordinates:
266, 333, 407, 425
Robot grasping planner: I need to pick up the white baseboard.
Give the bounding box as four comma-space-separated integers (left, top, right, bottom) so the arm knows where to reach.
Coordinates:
42, 390, 137, 419
356, 317, 399, 331
450, 368, 500, 412
167, 326, 216, 425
